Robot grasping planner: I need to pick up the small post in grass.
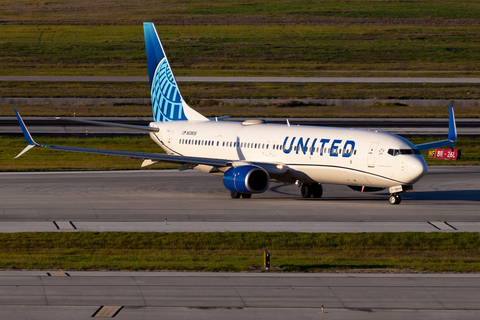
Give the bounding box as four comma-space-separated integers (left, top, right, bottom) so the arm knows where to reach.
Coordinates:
263, 249, 270, 270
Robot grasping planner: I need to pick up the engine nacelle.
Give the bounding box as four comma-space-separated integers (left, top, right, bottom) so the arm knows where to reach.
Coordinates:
223, 165, 270, 193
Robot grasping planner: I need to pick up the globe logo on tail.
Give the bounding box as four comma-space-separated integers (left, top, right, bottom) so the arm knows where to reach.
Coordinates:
151, 58, 187, 122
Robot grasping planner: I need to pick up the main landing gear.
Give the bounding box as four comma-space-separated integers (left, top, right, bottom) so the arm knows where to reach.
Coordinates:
301, 183, 323, 199
230, 192, 252, 199
389, 193, 401, 205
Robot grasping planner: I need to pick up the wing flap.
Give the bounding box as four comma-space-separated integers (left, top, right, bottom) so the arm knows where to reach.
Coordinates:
48, 145, 229, 167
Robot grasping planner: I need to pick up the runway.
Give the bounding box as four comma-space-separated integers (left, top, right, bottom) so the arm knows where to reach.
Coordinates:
0, 271, 479, 320
1, 166, 479, 232
2, 75, 480, 83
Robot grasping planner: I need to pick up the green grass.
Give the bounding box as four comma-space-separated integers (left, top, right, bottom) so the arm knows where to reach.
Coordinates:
167, 0, 480, 19
2, 25, 480, 76
2, 136, 479, 171
3, 82, 480, 100
1, 0, 479, 25
2, 232, 480, 272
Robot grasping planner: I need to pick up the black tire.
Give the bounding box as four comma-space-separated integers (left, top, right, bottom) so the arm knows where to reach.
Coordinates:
311, 184, 323, 198
395, 194, 402, 204
230, 192, 241, 199
301, 184, 312, 198
389, 194, 401, 205
241, 193, 252, 199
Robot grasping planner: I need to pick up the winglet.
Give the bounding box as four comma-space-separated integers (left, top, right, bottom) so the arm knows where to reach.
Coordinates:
14, 109, 41, 158
447, 104, 457, 142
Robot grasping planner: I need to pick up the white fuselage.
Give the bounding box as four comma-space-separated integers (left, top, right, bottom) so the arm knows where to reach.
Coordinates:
149, 120, 427, 188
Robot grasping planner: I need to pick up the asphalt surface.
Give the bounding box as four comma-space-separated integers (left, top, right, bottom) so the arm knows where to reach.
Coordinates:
2, 75, 480, 83
2, 116, 478, 136
1, 166, 479, 232
1, 271, 480, 320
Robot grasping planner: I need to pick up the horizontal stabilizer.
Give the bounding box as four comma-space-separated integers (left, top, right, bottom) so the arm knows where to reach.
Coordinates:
56, 117, 159, 132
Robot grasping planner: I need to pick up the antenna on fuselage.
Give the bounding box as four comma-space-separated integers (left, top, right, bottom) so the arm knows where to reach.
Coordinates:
286, 119, 290, 127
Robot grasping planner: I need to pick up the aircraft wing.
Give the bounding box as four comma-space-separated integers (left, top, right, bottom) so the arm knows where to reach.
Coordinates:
414, 105, 458, 152
14, 110, 227, 167
15, 110, 292, 175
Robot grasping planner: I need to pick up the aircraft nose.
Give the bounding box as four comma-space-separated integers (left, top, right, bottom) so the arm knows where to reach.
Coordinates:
406, 156, 427, 183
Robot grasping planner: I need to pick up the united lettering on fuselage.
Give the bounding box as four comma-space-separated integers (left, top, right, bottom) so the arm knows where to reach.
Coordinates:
283, 136, 356, 158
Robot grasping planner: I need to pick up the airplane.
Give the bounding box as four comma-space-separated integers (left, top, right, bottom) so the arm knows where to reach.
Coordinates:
14, 22, 458, 205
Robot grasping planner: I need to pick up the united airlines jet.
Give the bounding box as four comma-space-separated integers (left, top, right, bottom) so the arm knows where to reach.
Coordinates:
15, 22, 458, 205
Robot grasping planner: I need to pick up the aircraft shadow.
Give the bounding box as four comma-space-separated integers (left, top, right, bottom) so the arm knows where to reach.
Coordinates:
401, 190, 480, 202
280, 190, 480, 202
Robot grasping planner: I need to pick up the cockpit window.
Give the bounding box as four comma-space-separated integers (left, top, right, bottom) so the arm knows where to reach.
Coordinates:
388, 148, 420, 156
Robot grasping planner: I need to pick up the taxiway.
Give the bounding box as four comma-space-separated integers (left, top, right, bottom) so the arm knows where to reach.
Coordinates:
0, 166, 479, 232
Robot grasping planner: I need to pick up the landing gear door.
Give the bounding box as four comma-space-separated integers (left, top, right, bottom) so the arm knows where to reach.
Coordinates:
367, 142, 379, 168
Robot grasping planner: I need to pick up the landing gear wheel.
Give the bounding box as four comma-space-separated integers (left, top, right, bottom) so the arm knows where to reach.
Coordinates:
301, 184, 312, 198
389, 194, 401, 205
311, 184, 323, 198
230, 192, 241, 199
241, 193, 252, 199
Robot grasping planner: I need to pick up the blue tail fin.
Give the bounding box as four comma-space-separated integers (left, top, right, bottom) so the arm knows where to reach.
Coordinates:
143, 22, 206, 122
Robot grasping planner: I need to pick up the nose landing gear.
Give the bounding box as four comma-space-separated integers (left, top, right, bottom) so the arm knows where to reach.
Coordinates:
389, 193, 401, 205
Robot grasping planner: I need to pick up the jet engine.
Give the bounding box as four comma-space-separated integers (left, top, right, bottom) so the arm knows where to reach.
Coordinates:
223, 165, 270, 193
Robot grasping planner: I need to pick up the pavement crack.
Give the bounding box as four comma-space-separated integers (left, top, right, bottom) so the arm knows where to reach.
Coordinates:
132, 276, 148, 307
318, 276, 346, 309
226, 277, 246, 307
417, 277, 447, 310
39, 275, 48, 306
89, 203, 99, 220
